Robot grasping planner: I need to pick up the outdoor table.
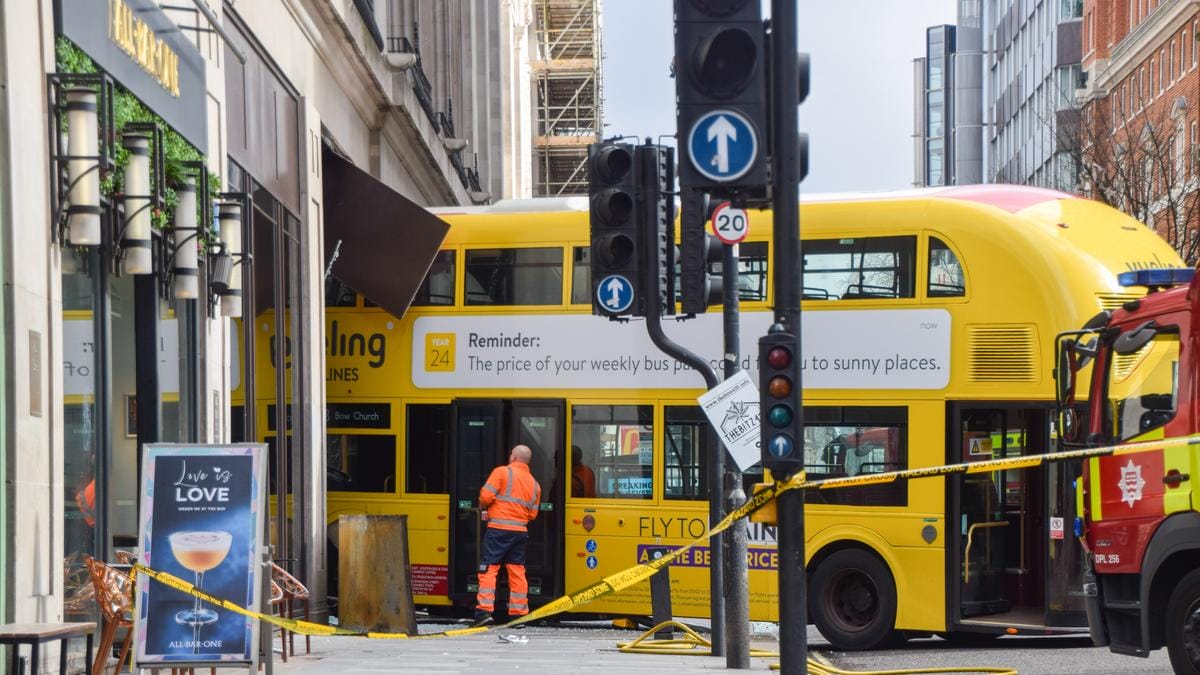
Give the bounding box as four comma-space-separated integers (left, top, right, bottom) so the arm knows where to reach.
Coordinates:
0, 622, 95, 675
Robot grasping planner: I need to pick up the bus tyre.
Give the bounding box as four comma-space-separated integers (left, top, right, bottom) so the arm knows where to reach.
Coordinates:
810, 548, 898, 651
1166, 568, 1200, 674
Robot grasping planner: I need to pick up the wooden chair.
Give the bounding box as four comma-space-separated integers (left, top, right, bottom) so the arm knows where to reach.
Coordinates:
269, 563, 311, 658
83, 555, 134, 675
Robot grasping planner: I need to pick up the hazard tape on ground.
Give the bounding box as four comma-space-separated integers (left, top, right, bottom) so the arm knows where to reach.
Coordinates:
134, 433, 1200, 640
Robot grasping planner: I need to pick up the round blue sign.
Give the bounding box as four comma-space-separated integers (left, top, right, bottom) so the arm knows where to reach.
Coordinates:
688, 110, 759, 182
586, 539, 597, 553
586, 555, 598, 570
767, 433, 794, 458
596, 274, 635, 314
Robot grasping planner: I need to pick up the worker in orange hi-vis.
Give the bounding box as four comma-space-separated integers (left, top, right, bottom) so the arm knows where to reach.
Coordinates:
473, 444, 541, 627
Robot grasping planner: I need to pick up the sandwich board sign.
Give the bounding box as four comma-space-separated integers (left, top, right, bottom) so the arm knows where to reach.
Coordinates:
134, 443, 267, 668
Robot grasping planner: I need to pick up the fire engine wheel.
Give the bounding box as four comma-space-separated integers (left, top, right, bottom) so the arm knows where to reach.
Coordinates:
1167, 568, 1200, 674
810, 548, 898, 651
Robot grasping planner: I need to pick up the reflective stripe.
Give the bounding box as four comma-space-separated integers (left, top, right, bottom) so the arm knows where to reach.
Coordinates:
503, 467, 514, 496
495, 494, 538, 509
483, 484, 499, 495
477, 587, 495, 595
488, 517, 527, 528
509, 592, 527, 599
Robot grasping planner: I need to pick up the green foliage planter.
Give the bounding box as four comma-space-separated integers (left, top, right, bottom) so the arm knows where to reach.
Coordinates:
56, 37, 221, 240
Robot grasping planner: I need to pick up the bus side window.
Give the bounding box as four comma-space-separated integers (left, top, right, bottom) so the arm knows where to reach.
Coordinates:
412, 250, 456, 306
927, 236, 965, 297
802, 236, 917, 300
571, 247, 590, 305
803, 406, 907, 506
664, 406, 711, 501
571, 404, 654, 500
406, 403, 450, 493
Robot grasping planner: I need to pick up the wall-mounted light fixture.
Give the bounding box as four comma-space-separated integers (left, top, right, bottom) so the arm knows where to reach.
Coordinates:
64, 87, 102, 246
121, 133, 153, 275
171, 180, 200, 299
443, 136, 469, 153
215, 200, 243, 318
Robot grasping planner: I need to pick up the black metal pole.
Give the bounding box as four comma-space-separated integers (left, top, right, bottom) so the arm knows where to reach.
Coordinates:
643, 153, 723, 655
723, 243, 750, 668
770, 1, 806, 672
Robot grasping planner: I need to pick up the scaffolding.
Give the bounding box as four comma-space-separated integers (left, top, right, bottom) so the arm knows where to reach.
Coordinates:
533, 0, 601, 196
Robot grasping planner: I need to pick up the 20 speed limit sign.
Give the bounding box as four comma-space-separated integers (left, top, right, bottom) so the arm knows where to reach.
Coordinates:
711, 202, 749, 245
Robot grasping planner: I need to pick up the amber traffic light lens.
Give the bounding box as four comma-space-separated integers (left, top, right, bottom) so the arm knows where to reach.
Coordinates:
767, 375, 792, 398
767, 346, 791, 369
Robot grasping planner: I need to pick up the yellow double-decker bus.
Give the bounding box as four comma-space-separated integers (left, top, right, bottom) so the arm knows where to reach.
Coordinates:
240, 185, 1184, 649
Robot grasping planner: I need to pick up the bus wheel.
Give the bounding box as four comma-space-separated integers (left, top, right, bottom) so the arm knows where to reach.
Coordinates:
810, 549, 897, 651
1166, 568, 1200, 674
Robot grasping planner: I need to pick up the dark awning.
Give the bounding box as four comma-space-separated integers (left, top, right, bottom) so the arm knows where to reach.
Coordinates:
321, 148, 450, 318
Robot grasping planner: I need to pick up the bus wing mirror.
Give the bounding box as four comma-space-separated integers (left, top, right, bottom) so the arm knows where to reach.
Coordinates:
1113, 320, 1157, 355
1055, 338, 1080, 407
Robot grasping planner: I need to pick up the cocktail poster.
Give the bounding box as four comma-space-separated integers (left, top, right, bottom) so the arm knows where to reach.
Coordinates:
135, 444, 267, 666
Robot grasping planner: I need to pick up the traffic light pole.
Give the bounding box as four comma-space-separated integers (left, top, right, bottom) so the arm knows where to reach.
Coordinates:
722, 243, 751, 669
640, 146, 725, 656
770, 1, 807, 673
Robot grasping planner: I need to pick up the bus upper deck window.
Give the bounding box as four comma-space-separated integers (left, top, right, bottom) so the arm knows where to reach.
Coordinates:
466, 247, 563, 306
927, 237, 965, 298
412, 250, 456, 306
802, 236, 917, 301
571, 247, 591, 305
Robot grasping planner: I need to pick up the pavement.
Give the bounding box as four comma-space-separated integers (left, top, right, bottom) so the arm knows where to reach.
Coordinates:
268, 620, 789, 674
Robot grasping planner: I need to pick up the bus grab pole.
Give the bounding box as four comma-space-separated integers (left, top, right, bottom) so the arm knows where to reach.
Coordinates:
643, 144, 724, 655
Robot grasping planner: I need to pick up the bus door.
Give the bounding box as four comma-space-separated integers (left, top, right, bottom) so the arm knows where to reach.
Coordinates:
951, 406, 1050, 628
447, 399, 565, 610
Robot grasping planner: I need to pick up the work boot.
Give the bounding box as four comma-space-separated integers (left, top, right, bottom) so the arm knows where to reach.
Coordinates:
472, 613, 495, 628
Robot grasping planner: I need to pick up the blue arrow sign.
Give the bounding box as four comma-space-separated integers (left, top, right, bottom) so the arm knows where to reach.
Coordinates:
688, 110, 759, 182
597, 274, 635, 314
768, 434, 794, 458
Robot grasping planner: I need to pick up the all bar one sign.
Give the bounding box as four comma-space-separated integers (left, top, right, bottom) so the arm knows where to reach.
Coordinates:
108, 0, 181, 97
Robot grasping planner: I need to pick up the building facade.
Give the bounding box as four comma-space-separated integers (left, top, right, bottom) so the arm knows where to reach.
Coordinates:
2, 0, 531, 668
1078, 0, 1200, 262
914, 0, 1083, 188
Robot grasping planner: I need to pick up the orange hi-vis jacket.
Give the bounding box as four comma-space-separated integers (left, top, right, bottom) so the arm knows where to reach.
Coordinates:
480, 461, 541, 532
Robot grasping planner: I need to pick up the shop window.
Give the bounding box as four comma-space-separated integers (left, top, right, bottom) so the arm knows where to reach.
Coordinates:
928, 236, 966, 297
412, 250, 456, 306
571, 246, 590, 305
325, 276, 359, 307
571, 404, 654, 499
802, 236, 917, 300
804, 406, 908, 506
326, 434, 397, 493
465, 247, 563, 305
406, 404, 450, 493
664, 406, 711, 500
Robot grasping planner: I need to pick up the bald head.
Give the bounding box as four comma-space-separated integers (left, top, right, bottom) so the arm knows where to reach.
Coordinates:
510, 445, 533, 464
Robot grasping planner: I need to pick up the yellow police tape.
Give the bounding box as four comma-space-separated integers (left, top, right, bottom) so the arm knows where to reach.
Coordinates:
133, 433, 1200, 641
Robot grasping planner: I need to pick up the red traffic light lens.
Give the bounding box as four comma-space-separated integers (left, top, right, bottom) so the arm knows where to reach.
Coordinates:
767, 346, 791, 369
768, 375, 792, 398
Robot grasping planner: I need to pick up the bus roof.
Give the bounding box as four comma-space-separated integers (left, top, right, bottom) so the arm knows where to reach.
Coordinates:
430, 184, 1083, 217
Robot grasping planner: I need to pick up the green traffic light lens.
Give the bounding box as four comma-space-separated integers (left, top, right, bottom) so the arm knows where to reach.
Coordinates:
768, 404, 792, 428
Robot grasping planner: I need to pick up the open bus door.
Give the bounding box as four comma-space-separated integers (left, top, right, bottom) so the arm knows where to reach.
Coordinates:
950, 405, 1085, 633
448, 399, 564, 613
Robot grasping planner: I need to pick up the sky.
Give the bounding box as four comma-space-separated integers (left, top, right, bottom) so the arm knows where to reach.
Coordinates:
600, 0, 958, 193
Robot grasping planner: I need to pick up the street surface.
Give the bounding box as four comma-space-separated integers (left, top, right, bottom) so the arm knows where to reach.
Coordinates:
268, 621, 1175, 674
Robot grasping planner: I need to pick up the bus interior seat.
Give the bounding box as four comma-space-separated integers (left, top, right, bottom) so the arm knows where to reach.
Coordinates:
841, 284, 895, 300
802, 287, 834, 300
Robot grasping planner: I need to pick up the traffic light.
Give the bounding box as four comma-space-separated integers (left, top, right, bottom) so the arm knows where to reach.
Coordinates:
674, 0, 768, 196
641, 144, 676, 316
679, 189, 722, 314
798, 52, 811, 182
588, 141, 641, 316
760, 331, 801, 474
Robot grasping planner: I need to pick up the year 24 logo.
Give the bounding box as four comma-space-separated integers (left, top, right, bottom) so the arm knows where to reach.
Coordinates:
425, 333, 455, 372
